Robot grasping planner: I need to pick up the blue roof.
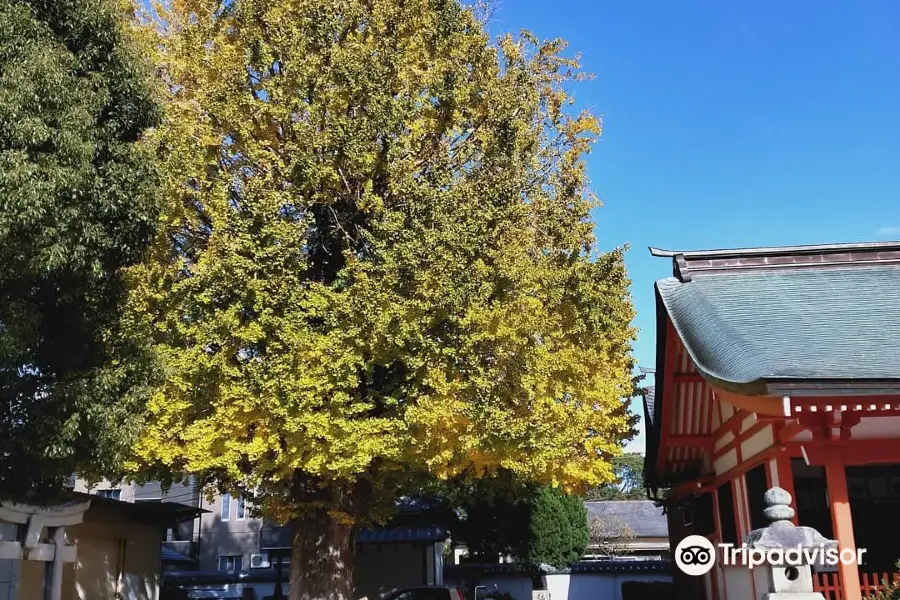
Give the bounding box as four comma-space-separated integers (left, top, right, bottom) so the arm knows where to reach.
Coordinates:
161, 546, 196, 564
357, 526, 447, 544
445, 559, 671, 576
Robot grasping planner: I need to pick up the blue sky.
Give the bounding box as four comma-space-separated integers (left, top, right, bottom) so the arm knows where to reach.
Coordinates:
487, 1, 900, 452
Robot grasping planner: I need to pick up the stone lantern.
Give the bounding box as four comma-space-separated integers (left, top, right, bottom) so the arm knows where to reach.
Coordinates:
745, 487, 836, 600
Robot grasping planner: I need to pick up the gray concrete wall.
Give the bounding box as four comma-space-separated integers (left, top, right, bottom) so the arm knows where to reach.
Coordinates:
197, 493, 261, 572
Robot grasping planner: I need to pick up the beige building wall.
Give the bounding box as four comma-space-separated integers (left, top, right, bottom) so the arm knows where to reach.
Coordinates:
72, 479, 137, 502
0, 503, 165, 600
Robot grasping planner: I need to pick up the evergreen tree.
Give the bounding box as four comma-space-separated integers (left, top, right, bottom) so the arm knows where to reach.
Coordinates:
0, 0, 161, 501
460, 483, 589, 571
525, 487, 590, 569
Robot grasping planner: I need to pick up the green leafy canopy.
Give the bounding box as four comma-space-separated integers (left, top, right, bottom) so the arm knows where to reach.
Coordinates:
0, 0, 162, 500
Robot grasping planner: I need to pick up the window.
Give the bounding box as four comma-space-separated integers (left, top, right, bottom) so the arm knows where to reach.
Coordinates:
236, 497, 246, 520
716, 481, 738, 544
745, 465, 769, 530
221, 493, 231, 521
217, 555, 243, 572
96, 489, 121, 500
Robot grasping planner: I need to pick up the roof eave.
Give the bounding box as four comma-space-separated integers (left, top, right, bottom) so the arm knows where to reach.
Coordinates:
765, 379, 900, 397
649, 241, 900, 260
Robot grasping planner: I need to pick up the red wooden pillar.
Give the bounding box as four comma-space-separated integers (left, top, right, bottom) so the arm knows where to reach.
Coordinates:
769, 451, 798, 525
824, 446, 861, 600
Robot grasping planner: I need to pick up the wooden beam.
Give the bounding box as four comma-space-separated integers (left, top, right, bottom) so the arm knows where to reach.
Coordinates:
776, 420, 808, 445
824, 446, 861, 600
791, 439, 900, 466
656, 318, 680, 476
712, 420, 770, 461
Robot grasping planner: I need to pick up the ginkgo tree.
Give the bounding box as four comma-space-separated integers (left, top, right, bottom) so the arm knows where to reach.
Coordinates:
129, 0, 636, 598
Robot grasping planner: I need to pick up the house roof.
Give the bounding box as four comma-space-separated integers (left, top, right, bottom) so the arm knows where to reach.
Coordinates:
75, 493, 206, 525
652, 242, 900, 396
445, 559, 671, 576
161, 546, 196, 564
357, 525, 447, 544
584, 501, 668, 538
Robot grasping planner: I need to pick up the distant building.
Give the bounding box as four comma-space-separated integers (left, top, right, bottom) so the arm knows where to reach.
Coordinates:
73, 478, 448, 597
584, 500, 669, 560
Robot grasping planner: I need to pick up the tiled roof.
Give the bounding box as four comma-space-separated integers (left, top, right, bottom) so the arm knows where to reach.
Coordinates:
357, 526, 447, 544
656, 264, 900, 395
584, 501, 668, 538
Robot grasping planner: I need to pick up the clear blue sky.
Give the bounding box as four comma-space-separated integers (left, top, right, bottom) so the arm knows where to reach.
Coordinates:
487, 1, 900, 452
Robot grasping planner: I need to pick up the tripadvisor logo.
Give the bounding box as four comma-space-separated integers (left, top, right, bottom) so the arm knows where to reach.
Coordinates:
675, 536, 717, 576
674, 535, 867, 577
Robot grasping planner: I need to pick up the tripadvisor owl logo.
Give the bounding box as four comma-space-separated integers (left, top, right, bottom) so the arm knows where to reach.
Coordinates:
675, 535, 716, 576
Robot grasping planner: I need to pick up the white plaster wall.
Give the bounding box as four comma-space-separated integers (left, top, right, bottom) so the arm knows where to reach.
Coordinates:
741, 414, 757, 433
741, 425, 774, 462
721, 401, 736, 422
451, 573, 674, 600
752, 564, 770, 598
723, 565, 755, 600
715, 449, 739, 475
714, 562, 728, 600
715, 431, 735, 452
850, 416, 900, 439
471, 576, 534, 600
548, 573, 673, 600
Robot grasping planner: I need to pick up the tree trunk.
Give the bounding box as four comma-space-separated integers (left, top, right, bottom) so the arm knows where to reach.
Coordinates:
289, 507, 355, 600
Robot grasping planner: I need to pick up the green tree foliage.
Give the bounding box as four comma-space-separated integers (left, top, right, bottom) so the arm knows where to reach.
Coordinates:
527, 487, 590, 569
461, 484, 589, 570
586, 453, 646, 500
0, 0, 161, 501
131, 0, 635, 597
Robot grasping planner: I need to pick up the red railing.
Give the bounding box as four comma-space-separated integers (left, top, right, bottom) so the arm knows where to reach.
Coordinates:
813, 571, 900, 600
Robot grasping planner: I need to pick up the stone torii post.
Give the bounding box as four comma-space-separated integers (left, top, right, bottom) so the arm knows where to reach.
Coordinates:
0, 500, 91, 600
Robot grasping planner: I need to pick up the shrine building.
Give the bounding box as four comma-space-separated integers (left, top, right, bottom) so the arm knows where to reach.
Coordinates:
643, 241, 900, 600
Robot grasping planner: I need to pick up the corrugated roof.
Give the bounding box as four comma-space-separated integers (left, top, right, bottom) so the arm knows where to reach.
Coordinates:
656, 264, 900, 395
584, 501, 668, 538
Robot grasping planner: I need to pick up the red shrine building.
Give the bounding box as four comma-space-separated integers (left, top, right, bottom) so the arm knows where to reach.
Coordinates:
643, 242, 900, 600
